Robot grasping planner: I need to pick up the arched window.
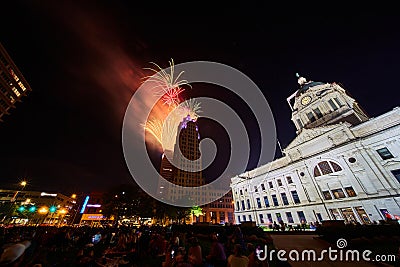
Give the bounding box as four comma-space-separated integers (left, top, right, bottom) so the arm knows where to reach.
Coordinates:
314, 160, 342, 177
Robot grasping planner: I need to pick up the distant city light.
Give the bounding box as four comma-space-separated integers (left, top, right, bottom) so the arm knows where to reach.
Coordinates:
80, 196, 89, 214
86, 204, 101, 208
18, 206, 25, 212
38, 206, 48, 214
71, 194, 77, 199
59, 208, 67, 214
28, 206, 36, 213
49, 206, 57, 213
41, 192, 57, 197
20, 181, 27, 187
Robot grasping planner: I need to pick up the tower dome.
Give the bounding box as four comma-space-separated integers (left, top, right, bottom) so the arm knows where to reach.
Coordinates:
287, 74, 369, 134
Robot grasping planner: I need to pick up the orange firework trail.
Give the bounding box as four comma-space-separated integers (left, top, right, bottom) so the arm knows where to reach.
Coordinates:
142, 59, 201, 152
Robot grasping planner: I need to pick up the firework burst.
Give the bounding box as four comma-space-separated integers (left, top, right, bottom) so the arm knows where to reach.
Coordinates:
144, 58, 191, 106
179, 98, 202, 119
144, 99, 202, 151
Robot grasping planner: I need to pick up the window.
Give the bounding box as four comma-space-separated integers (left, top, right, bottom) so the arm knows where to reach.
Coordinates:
254, 186, 258, 192
267, 213, 273, 223
307, 112, 316, 122
281, 193, 289, 205
248, 215, 252, 221
314, 167, 321, 177
246, 199, 251, 209
345, 187, 357, 197
271, 194, 279, 206
334, 97, 343, 107
261, 184, 265, 190
291, 190, 301, 204
314, 161, 342, 177
219, 212, 225, 223
236, 201, 240, 211
242, 215, 246, 222
377, 147, 394, 160
319, 161, 333, 175
328, 99, 339, 111
392, 169, 400, 183
277, 179, 283, 186
297, 211, 307, 223
268, 182, 273, 189
263, 196, 270, 207
380, 209, 393, 220
241, 200, 245, 210
259, 214, 264, 223
286, 212, 294, 223
286, 176, 293, 184
228, 212, 234, 222
240, 190, 243, 195
331, 189, 346, 199
238, 216, 241, 223
256, 198, 262, 208
322, 191, 332, 200
313, 107, 323, 119
276, 213, 282, 222
297, 119, 303, 129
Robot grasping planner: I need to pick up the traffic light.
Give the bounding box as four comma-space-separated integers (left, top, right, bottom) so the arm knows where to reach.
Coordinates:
28, 205, 37, 213
49, 206, 57, 213
18, 206, 25, 212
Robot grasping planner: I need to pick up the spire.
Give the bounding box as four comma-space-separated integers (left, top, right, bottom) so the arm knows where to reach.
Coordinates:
296, 73, 307, 86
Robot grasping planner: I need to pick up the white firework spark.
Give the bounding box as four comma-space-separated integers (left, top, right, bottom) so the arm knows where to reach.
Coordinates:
144, 58, 191, 106
144, 99, 202, 152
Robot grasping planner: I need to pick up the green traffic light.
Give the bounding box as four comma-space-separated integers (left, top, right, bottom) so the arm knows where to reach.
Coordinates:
28, 206, 36, 212
49, 206, 57, 213
18, 206, 25, 212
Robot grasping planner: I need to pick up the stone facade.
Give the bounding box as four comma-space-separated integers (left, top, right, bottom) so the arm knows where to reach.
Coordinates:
231, 76, 400, 226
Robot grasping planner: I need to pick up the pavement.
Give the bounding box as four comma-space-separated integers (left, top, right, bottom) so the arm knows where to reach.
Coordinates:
269, 234, 392, 267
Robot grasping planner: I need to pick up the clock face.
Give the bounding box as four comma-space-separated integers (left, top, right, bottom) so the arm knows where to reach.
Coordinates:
301, 96, 312, 106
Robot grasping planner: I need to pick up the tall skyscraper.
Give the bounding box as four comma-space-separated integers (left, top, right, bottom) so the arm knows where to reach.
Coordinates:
0, 43, 32, 122
172, 115, 204, 187
158, 114, 234, 224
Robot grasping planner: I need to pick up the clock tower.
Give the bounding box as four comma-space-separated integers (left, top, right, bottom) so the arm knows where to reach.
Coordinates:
287, 74, 369, 134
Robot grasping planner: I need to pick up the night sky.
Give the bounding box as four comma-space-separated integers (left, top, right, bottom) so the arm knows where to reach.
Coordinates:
1, 2, 399, 194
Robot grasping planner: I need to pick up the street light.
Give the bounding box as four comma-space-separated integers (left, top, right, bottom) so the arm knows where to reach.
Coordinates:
58, 208, 68, 226
38, 206, 48, 214
20, 181, 27, 188
28, 205, 37, 213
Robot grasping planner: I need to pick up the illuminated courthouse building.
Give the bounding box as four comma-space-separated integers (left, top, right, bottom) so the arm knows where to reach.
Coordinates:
160, 115, 234, 224
0, 43, 31, 122
231, 75, 400, 226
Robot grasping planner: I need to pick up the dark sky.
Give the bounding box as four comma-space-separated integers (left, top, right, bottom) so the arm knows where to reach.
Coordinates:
1, 2, 399, 194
